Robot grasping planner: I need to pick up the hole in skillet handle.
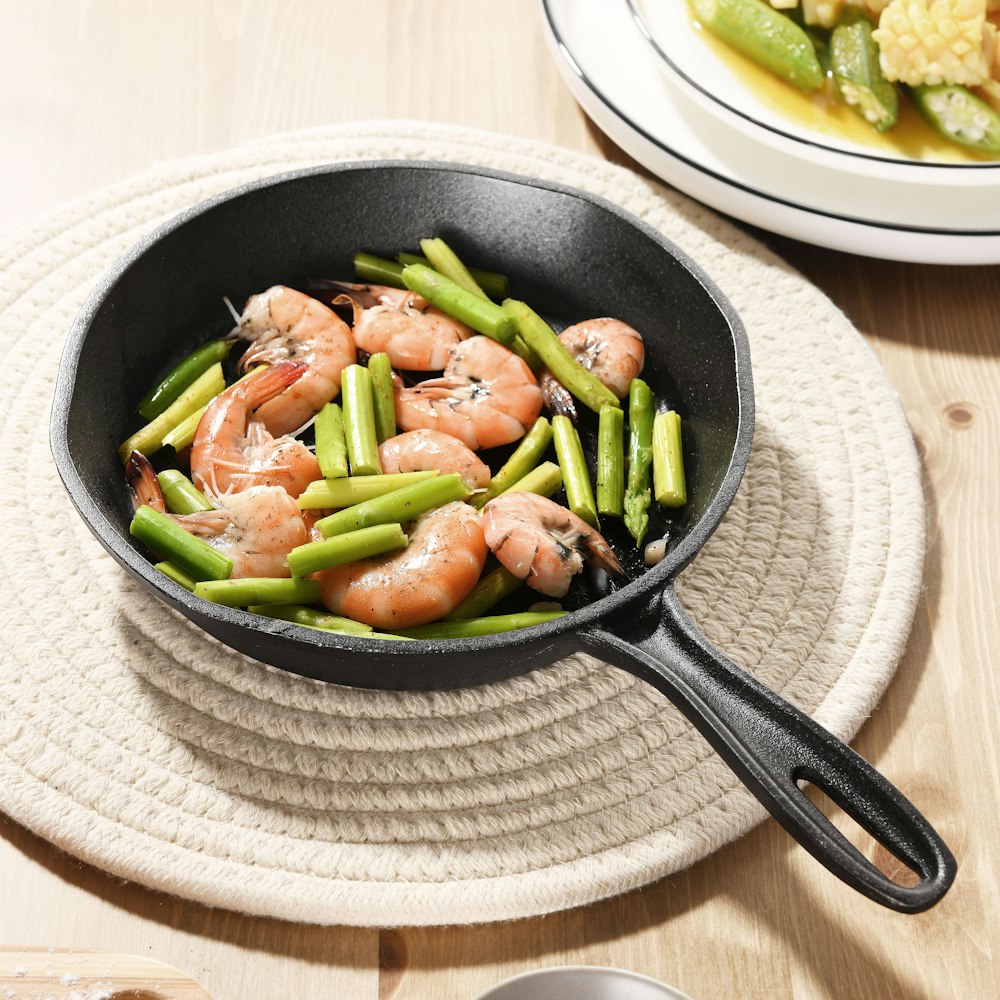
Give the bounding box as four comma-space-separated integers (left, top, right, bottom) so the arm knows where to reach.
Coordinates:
580, 585, 957, 913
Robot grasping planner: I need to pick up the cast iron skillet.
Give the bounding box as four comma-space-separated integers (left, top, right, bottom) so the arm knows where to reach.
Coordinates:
50, 162, 955, 913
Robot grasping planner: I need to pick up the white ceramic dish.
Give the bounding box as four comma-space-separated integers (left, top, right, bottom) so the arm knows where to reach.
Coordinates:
472, 966, 694, 1000
539, 0, 1000, 262
630, 0, 1000, 174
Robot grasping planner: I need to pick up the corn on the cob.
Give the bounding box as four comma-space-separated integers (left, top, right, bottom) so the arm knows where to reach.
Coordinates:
871, 0, 994, 87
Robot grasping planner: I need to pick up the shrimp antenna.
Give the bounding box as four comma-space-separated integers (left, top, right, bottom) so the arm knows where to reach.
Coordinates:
222, 295, 242, 329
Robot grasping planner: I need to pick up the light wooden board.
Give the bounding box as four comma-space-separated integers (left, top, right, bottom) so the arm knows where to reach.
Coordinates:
1, 3, 997, 999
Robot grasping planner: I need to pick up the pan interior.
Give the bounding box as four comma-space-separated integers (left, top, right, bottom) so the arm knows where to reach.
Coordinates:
55, 163, 747, 684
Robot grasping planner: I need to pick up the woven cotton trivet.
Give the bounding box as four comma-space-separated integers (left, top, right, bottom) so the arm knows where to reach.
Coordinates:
0, 122, 924, 927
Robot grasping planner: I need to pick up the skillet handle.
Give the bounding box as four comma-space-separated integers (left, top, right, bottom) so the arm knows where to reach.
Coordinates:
579, 584, 956, 913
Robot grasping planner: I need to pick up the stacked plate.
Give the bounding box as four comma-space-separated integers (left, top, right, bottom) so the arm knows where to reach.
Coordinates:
540, 0, 1000, 263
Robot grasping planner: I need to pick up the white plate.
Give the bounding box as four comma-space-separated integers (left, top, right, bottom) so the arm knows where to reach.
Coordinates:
539, 0, 1000, 262
472, 966, 694, 1000
630, 0, 1000, 171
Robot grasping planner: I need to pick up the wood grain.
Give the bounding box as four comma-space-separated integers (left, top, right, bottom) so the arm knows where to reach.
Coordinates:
1, 3, 998, 999
0, 948, 213, 1000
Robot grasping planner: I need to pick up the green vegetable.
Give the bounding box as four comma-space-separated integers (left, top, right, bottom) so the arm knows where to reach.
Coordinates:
624, 378, 654, 546
596, 404, 625, 517
401, 264, 517, 346
367, 352, 396, 443
397, 252, 509, 301
444, 567, 523, 620
690, 0, 824, 91
393, 610, 567, 639
246, 603, 411, 640
472, 416, 553, 509
247, 603, 374, 633
341, 364, 382, 476
156, 469, 212, 515
502, 299, 620, 414
496, 461, 563, 500
286, 523, 408, 577
130, 505, 233, 582
552, 414, 599, 528
297, 471, 438, 510
315, 473, 469, 538
193, 577, 321, 608
912, 84, 1000, 155
419, 238, 489, 299
353, 252, 406, 288
136, 338, 233, 421
154, 561, 197, 592
119, 362, 225, 463
314, 402, 349, 480
652, 410, 687, 508
830, 15, 898, 133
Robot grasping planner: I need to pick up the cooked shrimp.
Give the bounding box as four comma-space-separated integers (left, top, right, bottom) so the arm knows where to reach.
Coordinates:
394, 336, 543, 451
190, 361, 321, 499
482, 492, 623, 598
126, 451, 307, 579
540, 317, 644, 418
236, 285, 356, 436
317, 501, 487, 628
329, 282, 473, 370
378, 429, 490, 492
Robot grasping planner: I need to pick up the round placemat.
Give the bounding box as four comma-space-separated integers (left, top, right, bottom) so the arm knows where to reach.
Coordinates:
0, 122, 924, 926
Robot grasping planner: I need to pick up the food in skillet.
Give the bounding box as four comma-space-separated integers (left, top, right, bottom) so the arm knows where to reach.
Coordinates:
120, 239, 688, 640
688, 0, 1000, 155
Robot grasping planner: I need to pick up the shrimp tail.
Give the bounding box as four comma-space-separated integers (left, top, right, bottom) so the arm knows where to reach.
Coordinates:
243, 359, 309, 407
587, 533, 626, 579
539, 371, 579, 421
125, 450, 166, 513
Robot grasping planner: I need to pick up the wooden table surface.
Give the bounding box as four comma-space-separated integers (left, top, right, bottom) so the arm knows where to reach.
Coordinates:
2, 3, 997, 998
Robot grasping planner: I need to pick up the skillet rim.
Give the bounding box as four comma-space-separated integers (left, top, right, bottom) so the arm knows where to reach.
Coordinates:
49, 159, 754, 665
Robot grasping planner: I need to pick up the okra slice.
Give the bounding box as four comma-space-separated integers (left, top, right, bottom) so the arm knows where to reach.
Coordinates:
912, 85, 1000, 155
830, 15, 898, 133
690, 0, 824, 92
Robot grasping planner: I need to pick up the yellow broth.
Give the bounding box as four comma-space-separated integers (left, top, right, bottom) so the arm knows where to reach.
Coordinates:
691, 19, 1000, 164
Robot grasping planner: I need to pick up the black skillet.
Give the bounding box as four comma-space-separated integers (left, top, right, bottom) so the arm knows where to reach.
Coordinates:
49, 162, 955, 913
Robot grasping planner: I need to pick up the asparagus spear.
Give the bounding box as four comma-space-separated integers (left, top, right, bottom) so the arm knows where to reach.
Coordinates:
418, 237, 493, 301
397, 252, 509, 302
353, 252, 406, 288
393, 611, 566, 639
246, 603, 412, 640
367, 352, 396, 443
155, 561, 197, 591
130, 505, 233, 582
496, 461, 563, 500
341, 364, 382, 476
652, 410, 687, 508
444, 567, 523, 620
156, 469, 212, 515
247, 603, 374, 634
315, 473, 469, 538
624, 378, 654, 546
137, 338, 233, 421
502, 300, 620, 414
286, 523, 408, 577
472, 416, 553, 509
119, 362, 225, 463
401, 264, 517, 346
596, 405, 625, 517
193, 577, 321, 608
314, 401, 349, 480
297, 471, 438, 510
552, 415, 599, 528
